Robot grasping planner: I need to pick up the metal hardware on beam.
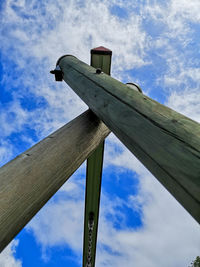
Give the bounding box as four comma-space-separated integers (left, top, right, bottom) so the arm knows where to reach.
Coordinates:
126, 82, 143, 93
50, 65, 63, 81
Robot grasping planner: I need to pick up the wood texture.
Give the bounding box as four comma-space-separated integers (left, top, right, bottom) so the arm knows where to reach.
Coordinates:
0, 110, 110, 252
59, 55, 200, 224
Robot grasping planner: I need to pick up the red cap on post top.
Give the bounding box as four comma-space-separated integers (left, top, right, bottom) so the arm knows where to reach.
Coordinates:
90, 46, 112, 55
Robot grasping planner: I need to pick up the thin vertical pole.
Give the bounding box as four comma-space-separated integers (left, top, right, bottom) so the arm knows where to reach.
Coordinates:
82, 47, 112, 267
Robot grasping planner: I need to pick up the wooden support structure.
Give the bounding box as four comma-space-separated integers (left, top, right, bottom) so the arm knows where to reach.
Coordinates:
58, 55, 200, 224
83, 46, 112, 267
0, 110, 110, 252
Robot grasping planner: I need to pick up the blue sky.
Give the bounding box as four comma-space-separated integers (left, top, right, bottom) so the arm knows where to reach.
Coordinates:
0, 0, 200, 266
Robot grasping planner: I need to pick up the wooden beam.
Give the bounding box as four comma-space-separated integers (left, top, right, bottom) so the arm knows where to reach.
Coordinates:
83, 46, 112, 267
58, 55, 200, 224
0, 110, 110, 252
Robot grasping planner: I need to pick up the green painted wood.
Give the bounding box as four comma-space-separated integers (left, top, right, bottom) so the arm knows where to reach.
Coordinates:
83, 47, 112, 267
91, 54, 112, 75
59, 55, 200, 224
0, 110, 110, 252
83, 142, 105, 267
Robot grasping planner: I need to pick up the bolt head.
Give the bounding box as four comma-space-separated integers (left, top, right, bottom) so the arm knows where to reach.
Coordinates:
96, 68, 102, 74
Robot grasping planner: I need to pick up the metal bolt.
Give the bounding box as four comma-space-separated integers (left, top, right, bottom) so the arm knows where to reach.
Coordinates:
96, 68, 102, 74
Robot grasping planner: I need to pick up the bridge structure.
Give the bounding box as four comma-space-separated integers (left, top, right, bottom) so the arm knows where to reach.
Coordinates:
0, 46, 199, 267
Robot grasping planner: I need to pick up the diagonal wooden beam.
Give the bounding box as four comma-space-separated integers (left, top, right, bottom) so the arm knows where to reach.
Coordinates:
58, 55, 200, 224
0, 110, 110, 252
82, 47, 112, 267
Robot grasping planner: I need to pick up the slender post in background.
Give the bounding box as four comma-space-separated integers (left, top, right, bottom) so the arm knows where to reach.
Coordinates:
83, 47, 112, 267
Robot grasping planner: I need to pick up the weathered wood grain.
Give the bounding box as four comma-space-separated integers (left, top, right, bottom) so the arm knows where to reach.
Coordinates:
59, 55, 200, 224
0, 110, 110, 252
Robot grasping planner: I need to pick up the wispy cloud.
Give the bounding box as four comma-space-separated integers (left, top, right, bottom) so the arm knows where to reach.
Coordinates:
0, 240, 22, 267
166, 88, 200, 122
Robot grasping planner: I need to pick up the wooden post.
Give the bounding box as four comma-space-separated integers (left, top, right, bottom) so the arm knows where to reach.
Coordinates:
83, 46, 112, 267
0, 110, 110, 252
58, 55, 200, 224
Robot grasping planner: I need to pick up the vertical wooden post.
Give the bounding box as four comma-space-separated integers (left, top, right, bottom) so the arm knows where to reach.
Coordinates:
83, 47, 112, 267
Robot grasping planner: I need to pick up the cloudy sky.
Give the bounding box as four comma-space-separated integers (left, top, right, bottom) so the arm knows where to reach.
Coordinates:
0, 0, 200, 266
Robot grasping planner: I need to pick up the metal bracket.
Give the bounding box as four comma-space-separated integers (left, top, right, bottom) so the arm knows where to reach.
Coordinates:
50, 65, 63, 81
126, 82, 143, 93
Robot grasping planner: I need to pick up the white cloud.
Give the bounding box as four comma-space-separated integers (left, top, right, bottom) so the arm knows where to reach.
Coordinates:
166, 88, 200, 123
139, 0, 200, 107
0, 140, 14, 167
0, 240, 22, 267
26, 171, 86, 262
27, 204, 83, 263
28, 199, 84, 250
143, 0, 200, 38
0, 100, 28, 138
0, 0, 148, 142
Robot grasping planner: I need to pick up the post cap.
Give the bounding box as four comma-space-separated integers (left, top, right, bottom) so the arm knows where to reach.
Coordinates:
91, 46, 112, 55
